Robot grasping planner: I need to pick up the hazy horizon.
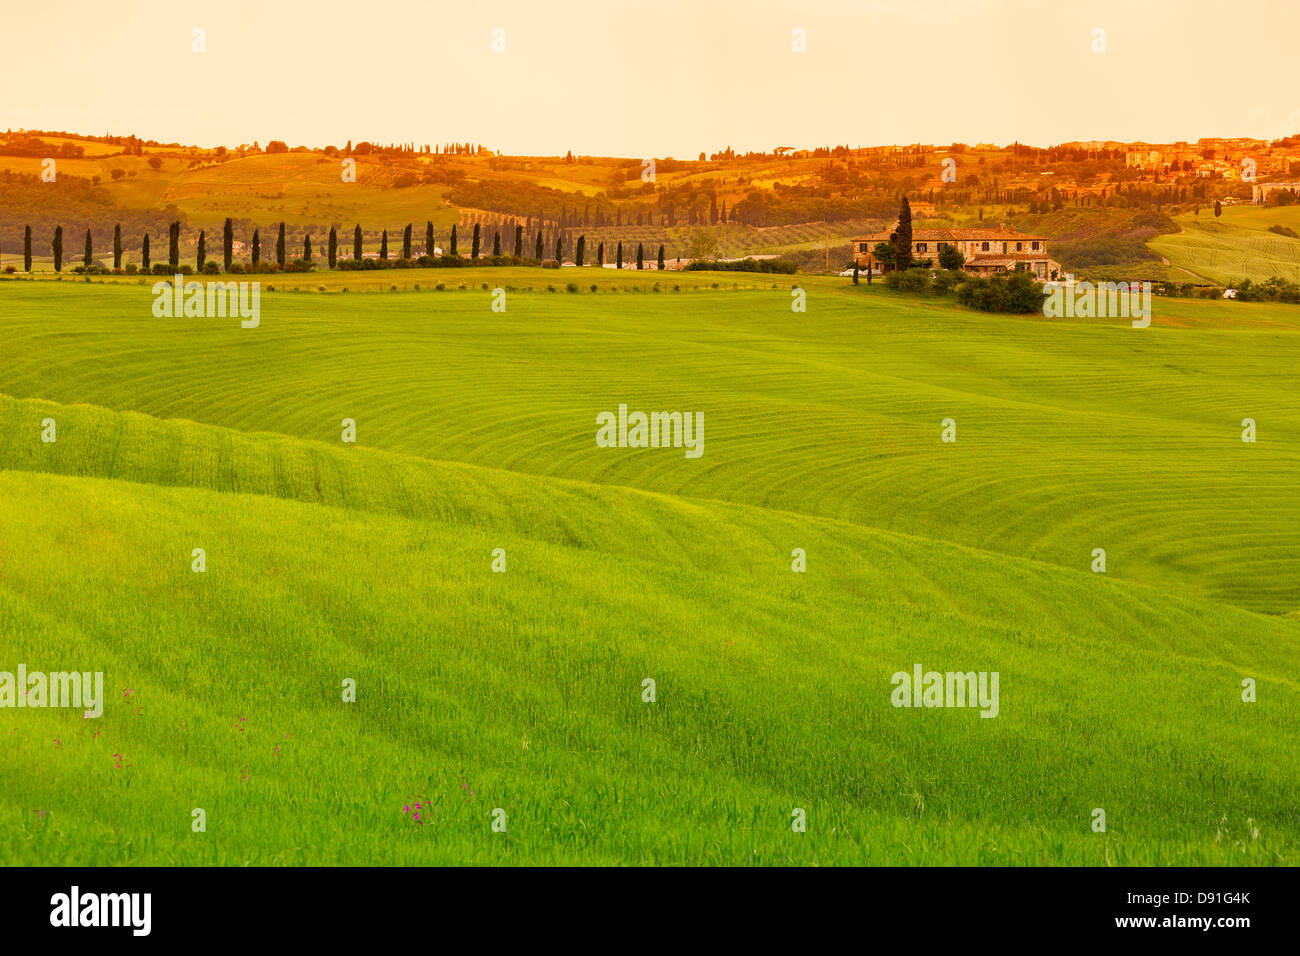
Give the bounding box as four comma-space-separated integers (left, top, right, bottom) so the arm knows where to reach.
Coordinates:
3, 0, 1297, 156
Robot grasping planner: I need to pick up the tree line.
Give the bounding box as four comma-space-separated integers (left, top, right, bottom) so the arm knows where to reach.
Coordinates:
7, 219, 677, 274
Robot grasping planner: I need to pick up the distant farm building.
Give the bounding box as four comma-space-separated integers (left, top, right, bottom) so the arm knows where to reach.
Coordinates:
1252, 181, 1300, 204
852, 225, 1061, 280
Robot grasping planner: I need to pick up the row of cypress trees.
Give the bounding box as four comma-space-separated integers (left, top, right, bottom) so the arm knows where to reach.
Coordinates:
13, 219, 671, 272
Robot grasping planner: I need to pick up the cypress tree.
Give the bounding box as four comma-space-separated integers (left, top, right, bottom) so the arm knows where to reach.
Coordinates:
380, 230, 388, 260
252, 230, 260, 269
555, 235, 562, 262
450, 224, 458, 256
141, 233, 150, 270
657, 244, 665, 271
616, 241, 623, 269
471, 223, 481, 259
53, 226, 63, 272
276, 222, 286, 267
196, 230, 205, 270
84, 229, 93, 268
892, 197, 913, 271
636, 243, 643, 270
402, 224, 412, 260
597, 241, 604, 267
576, 235, 585, 267
328, 227, 338, 268
113, 224, 122, 270
492, 231, 501, 257
304, 234, 312, 263
513, 225, 523, 258
223, 217, 233, 270
425, 221, 434, 257
24, 225, 32, 272
535, 231, 543, 260
168, 221, 179, 268
353, 224, 362, 261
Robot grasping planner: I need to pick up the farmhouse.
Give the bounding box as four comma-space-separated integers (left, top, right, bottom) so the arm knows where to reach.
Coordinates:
851, 224, 1061, 280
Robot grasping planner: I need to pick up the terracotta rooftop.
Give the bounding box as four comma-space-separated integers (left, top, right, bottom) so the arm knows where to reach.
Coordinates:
853, 227, 1049, 242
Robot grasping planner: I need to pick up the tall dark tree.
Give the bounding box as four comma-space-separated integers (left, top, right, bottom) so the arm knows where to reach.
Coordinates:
113, 224, 122, 270
196, 230, 206, 270
471, 223, 481, 259
328, 227, 338, 268
636, 243, 644, 270
425, 221, 434, 257
597, 241, 604, 267
141, 233, 150, 271
303, 233, 312, 263
353, 224, 362, 261
493, 231, 501, 256
616, 241, 623, 269
535, 230, 543, 260
555, 235, 562, 262
23, 225, 32, 272
402, 224, 412, 260
657, 244, 665, 271
223, 217, 233, 270
576, 235, 585, 267
276, 222, 286, 267
53, 225, 63, 272
513, 224, 523, 258
892, 196, 913, 271
84, 229, 93, 268
252, 230, 260, 269
168, 221, 179, 268
450, 224, 458, 256
380, 230, 388, 260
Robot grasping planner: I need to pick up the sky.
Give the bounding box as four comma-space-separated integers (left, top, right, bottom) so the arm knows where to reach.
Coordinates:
3, 0, 1297, 157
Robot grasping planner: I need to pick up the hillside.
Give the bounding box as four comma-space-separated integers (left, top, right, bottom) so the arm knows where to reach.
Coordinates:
1149, 206, 1300, 286
2, 275, 1298, 614
1, 399, 1295, 865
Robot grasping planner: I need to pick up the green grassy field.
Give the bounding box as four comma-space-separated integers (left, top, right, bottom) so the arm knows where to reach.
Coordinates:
1150, 206, 1300, 286
1, 271, 1297, 865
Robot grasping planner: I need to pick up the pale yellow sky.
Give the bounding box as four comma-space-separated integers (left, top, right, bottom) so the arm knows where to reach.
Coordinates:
2, 0, 1296, 156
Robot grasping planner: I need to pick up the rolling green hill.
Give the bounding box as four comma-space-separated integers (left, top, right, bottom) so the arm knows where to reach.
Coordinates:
1151, 206, 1300, 286
1, 273, 1297, 865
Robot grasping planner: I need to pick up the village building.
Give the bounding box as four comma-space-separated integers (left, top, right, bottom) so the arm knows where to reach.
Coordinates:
1252, 181, 1300, 204
851, 224, 1061, 280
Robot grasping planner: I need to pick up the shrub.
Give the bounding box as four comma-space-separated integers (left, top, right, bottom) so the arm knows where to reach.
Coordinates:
566, 282, 579, 293
684, 257, 797, 274
931, 269, 959, 295
885, 268, 931, 294
955, 271, 1042, 313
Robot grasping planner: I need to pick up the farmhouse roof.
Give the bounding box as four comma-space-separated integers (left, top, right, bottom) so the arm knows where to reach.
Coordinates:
852, 226, 1049, 243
